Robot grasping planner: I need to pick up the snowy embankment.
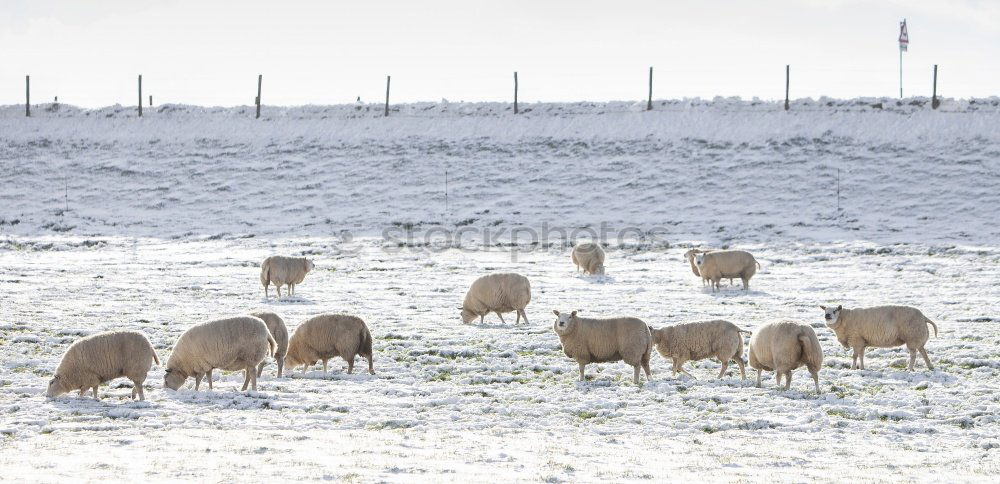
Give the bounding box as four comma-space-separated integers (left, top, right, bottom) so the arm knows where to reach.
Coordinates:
1, 98, 999, 246
1, 99, 999, 481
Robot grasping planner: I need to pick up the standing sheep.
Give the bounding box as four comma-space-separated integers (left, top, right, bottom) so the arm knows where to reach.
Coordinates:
164, 316, 276, 392
284, 314, 374, 375
693, 250, 760, 292
748, 321, 823, 392
46, 330, 160, 400
571, 242, 606, 275
250, 311, 289, 377
552, 310, 652, 384
684, 248, 733, 286
459, 273, 531, 325
261, 255, 315, 298
649, 320, 750, 380
819, 305, 938, 371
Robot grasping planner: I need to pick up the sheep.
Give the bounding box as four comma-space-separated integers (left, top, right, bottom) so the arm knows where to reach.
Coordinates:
164, 316, 276, 392
250, 311, 289, 377
260, 255, 315, 298
693, 250, 760, 292
571, 242, 606, 275
46, 330, 160, 400
683, 248, 734, 286
551, 310, 652, 384
284, 314, 374, 375
459, 273, 531, 325
748, 321, 823, 392
820, 305, 938, 371
649, 320, 751, 380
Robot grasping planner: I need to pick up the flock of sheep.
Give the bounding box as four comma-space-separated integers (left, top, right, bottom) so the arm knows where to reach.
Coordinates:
44, 245, 939, 401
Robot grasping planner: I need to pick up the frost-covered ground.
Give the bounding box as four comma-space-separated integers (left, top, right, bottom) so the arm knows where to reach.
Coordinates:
1, 99, 999, 481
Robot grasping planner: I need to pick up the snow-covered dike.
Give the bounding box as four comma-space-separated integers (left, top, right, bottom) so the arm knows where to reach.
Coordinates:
1, 100, 999, 481
1, 99, 999, 245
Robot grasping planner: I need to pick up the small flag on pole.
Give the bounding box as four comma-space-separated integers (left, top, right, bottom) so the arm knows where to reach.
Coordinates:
899, 19, 909, 51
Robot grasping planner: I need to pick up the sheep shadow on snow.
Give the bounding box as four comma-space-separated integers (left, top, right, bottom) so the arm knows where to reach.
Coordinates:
260, 295, 315, 305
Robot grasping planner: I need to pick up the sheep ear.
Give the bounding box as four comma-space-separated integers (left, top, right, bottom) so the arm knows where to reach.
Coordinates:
819, 305, 826, 311
836, 305, 842, 311
570, 310, 578, 317
457, 306, 464, 310
552, 310, 560, 316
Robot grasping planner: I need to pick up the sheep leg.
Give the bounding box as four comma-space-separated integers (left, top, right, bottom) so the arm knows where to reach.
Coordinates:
479, 315, 484, 324
278, 358, 284, 377
92, 386, 99, 399
741, 277, 749, 291
520, 309, 529, 325
578, 362, 587, 382
811, 371, 820, 393
290, 284, 294, 295
641, 358, 652, 379
919, 347, 934, 371
775, 371, 782, 388
515, 310, 521, 324
736, 358, 747, 380
194, 373, 203, 391
264, 283, 269, 299
131, 386, 138, 400
322, 359, 329, 373
207, 369, 214, 390
496, 312, 506, 324
851, 347, 862, 370
276, 285, 282, 298
79, 388, 88, 397
783, 371, 792, 391
717, 360, 730, 379
257, 361, 266, 378
858, 348, 866, 370
908, 348, 918, 372
241, 369, 251, 391
302, 364, 308, 375
632, 365, 640, 385
755, 370, 762, 388
347, 356, 355, 374
135, 380, 145, 401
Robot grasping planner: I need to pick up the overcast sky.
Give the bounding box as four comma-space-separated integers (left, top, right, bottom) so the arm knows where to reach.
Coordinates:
2, 0, 997, 107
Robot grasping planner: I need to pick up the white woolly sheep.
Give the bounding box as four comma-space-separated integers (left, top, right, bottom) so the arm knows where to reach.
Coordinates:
261, 255, 315, 298
552, 310, 652, 384
650, 320, 750, 380
250, 311, 289, 377
693, 250, 760, 291
164, 316, 276, 392
284, 314, 374, 375
820, 305, 938, 371
748, 321, 823, 392
572, 242, 606, 275
46, 330, 160, 400
460, 273, 531, 325
684, 248, 733, 286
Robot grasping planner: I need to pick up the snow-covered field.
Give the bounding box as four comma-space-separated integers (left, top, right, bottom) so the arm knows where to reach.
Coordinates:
1, 99, 999, 481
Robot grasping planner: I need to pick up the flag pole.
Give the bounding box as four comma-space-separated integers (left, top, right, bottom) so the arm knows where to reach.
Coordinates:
899, 48, 903, 99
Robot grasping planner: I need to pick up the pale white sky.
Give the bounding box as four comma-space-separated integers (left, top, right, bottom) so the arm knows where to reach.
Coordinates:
2, 0, 997, 107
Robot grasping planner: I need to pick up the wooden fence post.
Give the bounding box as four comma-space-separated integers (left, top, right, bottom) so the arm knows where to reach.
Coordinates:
25, 75, 30, 117
149, 95, 153, 107
256, 74, 262, 119
385, 75, 391, 117
932, 65, 939, 109
138, 75, 143, 117
784, 65, 790, 111
647, 67, 653, 111
514, 71, 519, 114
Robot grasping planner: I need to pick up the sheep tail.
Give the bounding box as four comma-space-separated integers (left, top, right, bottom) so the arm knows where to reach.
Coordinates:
754, 259, 761, 270
799, 332, 822, 369
925, 318, 939, 337
360, 328, 373, 357
267, 333, 277, 357
260, 260, 270, 289
151, 349, 161, 366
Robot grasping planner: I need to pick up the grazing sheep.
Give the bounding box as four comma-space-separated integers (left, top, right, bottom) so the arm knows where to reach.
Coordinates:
820, 305, 938, 371
284, 314, 374, 375
693, 250, 760, 292
250, 311, 289, 377
164, 316, 276, 392
572, 242, 606, 275
551, 310, 652, 384
459, 273, 531, 325
261, 255, 315, 298
46, 330, 160, 400
649, 320, 750, 380
748, 321, 823, 392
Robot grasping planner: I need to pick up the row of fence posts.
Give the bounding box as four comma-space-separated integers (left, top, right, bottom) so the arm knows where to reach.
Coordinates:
21, 66, 942, 118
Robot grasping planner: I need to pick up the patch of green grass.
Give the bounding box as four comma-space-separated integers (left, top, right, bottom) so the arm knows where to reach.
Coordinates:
826, 409, 863, 420
431, 370, 452, 382
700, 426, 718, 434
576, 411, 598, 420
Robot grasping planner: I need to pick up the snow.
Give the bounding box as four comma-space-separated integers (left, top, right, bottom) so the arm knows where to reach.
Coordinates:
1, 99, 999, 481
